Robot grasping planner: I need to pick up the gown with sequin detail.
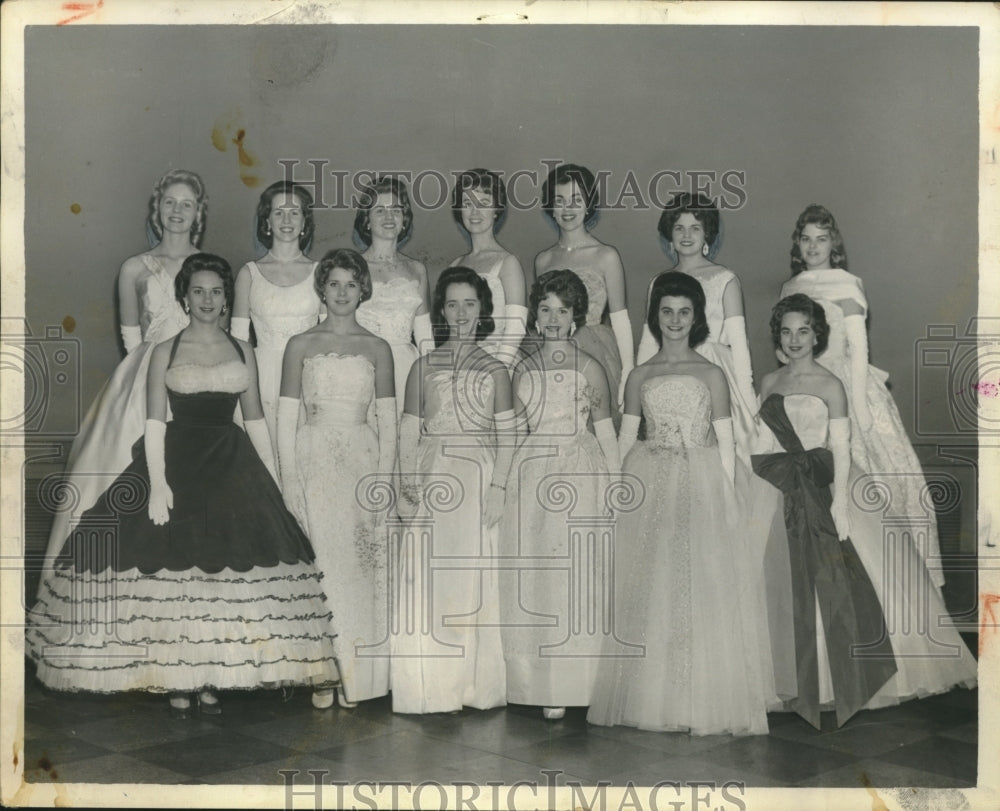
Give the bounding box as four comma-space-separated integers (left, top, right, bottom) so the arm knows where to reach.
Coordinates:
27, 335, 339, 694
587, 375, 769, 735
390, 368, 506, 713
356, 277, 423, 417
780, 268, 944, 587
638, 268, 756, 462
245, 261, 322, 457
42, 254, 190, 573
501, 364, 612, 707
749, 394, 976, 720
292, 353, 390, 702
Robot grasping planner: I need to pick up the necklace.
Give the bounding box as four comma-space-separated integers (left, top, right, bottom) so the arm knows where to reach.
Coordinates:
266, 249, 305, 264
367, 253, 400, 273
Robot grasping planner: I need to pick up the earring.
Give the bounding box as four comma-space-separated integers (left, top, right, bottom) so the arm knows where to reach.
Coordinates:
183, 302, 190, 314
533, 321, 540, 334
569, 322, 577, 337
221, 304, 227, 315
702, 243, 709, 257
265, 224, 272, 235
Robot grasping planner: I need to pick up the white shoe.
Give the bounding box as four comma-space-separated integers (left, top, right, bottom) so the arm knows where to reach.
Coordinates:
543, 707, 565, 720
312, 688, 335, 709
337, 688, 358, 709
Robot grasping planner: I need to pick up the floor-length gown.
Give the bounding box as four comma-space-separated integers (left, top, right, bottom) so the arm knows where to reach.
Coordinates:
781, 268, 944, 587
562, 266, 623, 423
501, 362, 611, 707
750, 394, 976, 725
294, 353, 390, 702
356, 278, 423, 418
245, 260, 322, 457
390, 368, 506, 713
28, 334, 339, 693
587, 375, 769, 735
42, 255, 189, 573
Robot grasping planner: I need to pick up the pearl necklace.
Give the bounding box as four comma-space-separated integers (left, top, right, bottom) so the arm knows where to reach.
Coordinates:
265, 250, 305, 264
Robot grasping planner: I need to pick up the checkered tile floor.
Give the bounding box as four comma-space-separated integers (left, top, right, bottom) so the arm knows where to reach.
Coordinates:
22, 654, 977, 788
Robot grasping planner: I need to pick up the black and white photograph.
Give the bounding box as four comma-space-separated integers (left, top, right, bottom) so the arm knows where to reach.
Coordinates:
1, 1, 998, 809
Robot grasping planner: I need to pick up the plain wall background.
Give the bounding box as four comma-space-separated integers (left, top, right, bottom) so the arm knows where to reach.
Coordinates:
24, 24, 979, 442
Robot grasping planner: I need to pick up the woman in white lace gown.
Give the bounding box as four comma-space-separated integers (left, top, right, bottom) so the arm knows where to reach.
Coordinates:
588, 272, 769, 736
41, 169, 205, 576
534, 163, 634, 422
636, 192, 757, 463
501, 270, 621, 720
448, 168, 527, 367
353, 176, 431, 417
779, 204, 946, 590
233, 181, 322, 458
277, 249, 396, 710
391, 266, 515, 714
749, 295, 976, 727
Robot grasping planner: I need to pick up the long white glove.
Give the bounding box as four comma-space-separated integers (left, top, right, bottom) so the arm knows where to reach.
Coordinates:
843, 314, 873, 432
413, 313, 433, 356
636, 324, 658, 366
374, 396, 397, 515
121, 325, 142, 354
245, 417, 278, 484
500, 304, 528, 368
144, 418, 172, 525
230, 316, 251, 342
485, 409, 517, 527
619, 413, 640, 462
610, 309, 635, 406
722, 315, 756, 409
713, 417, 736, 485
277, 396, 307, 527
397, 412, 423, 520
593, 417, 621, 476
829, 417, 853, 541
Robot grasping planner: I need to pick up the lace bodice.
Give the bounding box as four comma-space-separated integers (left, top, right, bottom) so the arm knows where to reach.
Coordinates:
571, 265, 608, 327
247, 261, 322, 348
690, 267, 736, 345
301, 353, 374, 427
165, 359, 250, 395
356, 277, 423, 346
641, 375, 715, 449
517, 368, 594, 436
136, 255, 189, 343
423, 368, 497, 435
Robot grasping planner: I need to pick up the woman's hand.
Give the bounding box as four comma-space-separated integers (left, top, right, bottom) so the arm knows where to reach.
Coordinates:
483, 482, 506, 528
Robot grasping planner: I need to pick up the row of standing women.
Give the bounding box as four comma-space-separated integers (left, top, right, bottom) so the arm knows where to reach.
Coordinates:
28, 165, 975, 733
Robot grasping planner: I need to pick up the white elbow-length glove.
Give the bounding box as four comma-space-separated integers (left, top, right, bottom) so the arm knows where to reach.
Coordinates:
843, 314, 873, 432
618, 413, 641, 463
230, 317, 251, 342
593, 417, 621, 477
277, 396, 307, 527
413, 313, 433, 357
374, 396, 397, 514
485, 409, 517, 528
829, 417, 853, 541
145, 419, 172, 525
121, 325, 142, 355
713, 417, 736, 486
722, 315, 757, 410
245, 417, 278, 485
610, 309, 635, 407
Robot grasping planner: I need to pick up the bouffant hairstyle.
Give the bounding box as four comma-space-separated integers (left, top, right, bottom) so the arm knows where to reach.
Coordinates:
790, 203, 849, 275
431, 266, 495, 347
541, 163, 600, 225
656, 191, 720, 249
353, 175, 414, 247
529, 269, 589, 331
255, 181, 315, 252
769, 293, 830, 357
646, 271, 709, 348
314, 248, 372, 304
452, 168, 508, 233
147, 168, 208, 248
174, 253, 234, 311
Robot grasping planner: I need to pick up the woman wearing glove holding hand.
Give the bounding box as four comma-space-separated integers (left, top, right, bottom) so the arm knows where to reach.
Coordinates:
28, 254, 338, 720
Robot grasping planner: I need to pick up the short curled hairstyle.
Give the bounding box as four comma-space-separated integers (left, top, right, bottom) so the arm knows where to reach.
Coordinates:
646, 271, 709, 349
529, 269, 589, 331
541, 163, 600, 225
353, 175, 414, 247
769, 293, 830, 357
255, 181, 315, 252
790, 203, 849, 275
657, 191, 720, 249
451, 168, 508, 233
174, 253, 234, 311
315, 248, 372, 303
147, 169, 208, 248
431, 266, 495, 347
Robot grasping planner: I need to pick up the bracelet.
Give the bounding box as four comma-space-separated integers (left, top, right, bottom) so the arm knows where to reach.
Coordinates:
490, 482, 506, 491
